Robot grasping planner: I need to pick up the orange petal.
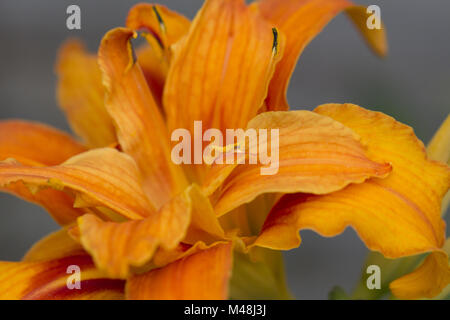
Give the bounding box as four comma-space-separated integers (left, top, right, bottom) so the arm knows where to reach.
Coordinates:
183, 184, 226, 244
0, 120, 87, 225
345, 6, 388, 57
126, 3, 190, 107
56, 40, 116, 147
0, 148, 155, 221
77, 184, 225, 278
390, 249, 450, 300
254, 104, 449, 258
0, 255, 124, 300
77, 186, 193, 278
0, 120, 86, 166
205, 110, 391, 216
22, 228, 85, 262
98, 28, 187, 209
256, 0, 387, 111
163, 0, 284, 135
126, 243, 233, 300
126, 3, 190, 49
151, 240, 229, 269
134, 40, 168, 107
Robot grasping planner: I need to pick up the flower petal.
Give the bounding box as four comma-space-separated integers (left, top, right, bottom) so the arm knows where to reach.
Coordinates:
151, 240, 229, 269
126, 4, 190, 106
350, 114, 450, 300
0, 148, 154, 221
134, 40, 168, 107
0, 120, 87, 225
22, 228, 85, 262
56, 40, 116, 147
76, 184, 225, 278
0, 120, 86, 166
205, 110, 391, 216
126, 3, 190, 49
126, 243, 233, 300
98, 28, 187, 209
183, 184, 226, 244
390, 248, 450, 300
77, 187, 192, 279
0, 255, 125, 300
163, 0, 284, 136
254, 104, 449, 258
256, 0, 387, 110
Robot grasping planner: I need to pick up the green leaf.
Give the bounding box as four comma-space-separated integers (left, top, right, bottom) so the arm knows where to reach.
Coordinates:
328, 286, 350, 300
229, 247, 293, 300
351, 252, 425, 300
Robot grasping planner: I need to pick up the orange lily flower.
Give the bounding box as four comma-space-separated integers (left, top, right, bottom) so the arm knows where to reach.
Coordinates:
0, 0, 449, 300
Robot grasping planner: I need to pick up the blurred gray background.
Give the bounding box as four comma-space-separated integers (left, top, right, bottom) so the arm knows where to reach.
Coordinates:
0, 0, 449, 299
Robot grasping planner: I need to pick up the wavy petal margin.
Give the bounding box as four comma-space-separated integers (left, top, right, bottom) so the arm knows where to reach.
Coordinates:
126, 3, 190, 49
77, 187, 192, 279
98, 28, 187, 209
0, 120, 87, 224
254, 104, 449, 260
75, 184, 225, 278
390, 240, 450, 300
126, 4, 190, 106
0, 148, 154, 221
205, 110, 391, 216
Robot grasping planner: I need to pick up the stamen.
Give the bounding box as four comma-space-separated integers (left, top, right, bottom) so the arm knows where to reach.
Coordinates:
125, 33, 138, 73
272, 27, 279, 56
152, 5, 167, 35
211, 142, 244, 154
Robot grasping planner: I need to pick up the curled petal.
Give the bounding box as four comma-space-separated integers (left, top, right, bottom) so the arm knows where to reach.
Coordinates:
151, 240, 229, 269
126, 243, 233, 300
77, 188, 191, 279
56, 40, 116, 147
163, 0, 285, 136
256, 0, 387, 110
127, 3, 190, 106
390, 248, 450, 300
0, 121, 87, 225
98, 28, 187, 209
205, 110, 391, 216
126, 3, 190, 48
254, 104, 449, 259
0, 148, 155, 221
0, 255, 124, 300
76, 184, 224, 278
345, 6, 388, 57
